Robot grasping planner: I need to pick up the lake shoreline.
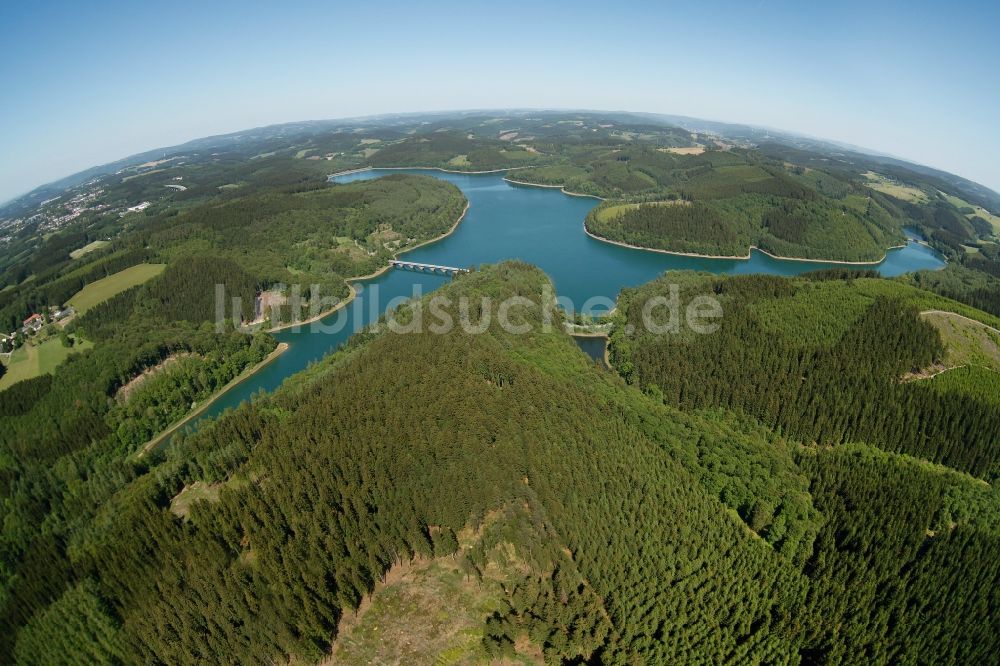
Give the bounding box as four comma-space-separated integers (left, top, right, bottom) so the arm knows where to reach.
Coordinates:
334, 167, 925, 267
500, 171, 910, 265
330, 165, 531, 178
139, 341, 290, 456
503, 176, 606, 201
264, 200, 471, 333
583, 224, 911, 265
142, 192, 473, 450
180, 168, 945, 438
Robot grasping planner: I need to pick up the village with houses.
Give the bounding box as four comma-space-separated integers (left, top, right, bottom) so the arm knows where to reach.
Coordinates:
0, 300, 84, 390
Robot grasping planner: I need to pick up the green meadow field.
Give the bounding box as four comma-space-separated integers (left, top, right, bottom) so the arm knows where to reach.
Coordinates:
0, 334, 93, 390
67, 263, 166, 313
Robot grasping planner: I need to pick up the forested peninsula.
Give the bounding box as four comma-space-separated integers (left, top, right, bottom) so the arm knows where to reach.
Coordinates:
2, 111, 1000, 664
539, 151, 906, 262
6, 263, 998, 664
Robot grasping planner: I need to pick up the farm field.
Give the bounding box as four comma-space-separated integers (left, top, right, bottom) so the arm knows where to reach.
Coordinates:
69, 239, 109, 259
863, 171, 929, 203
67, 263, 166, 313
939, 190, 1000, 233
0, 334, 92, 390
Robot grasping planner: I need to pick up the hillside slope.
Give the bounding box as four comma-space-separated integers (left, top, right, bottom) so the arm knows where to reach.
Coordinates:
9, 263, 997, 664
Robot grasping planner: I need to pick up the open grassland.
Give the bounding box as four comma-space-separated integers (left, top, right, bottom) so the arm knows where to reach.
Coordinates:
939, 191, 1000, 233
921, 310, 1000, 371
67, 263, 166, 314
328, 521, 543, 666
973, 208, 1000, 233
0, 334, 93, 390
660, 146, 705, 155
864, 172, 929, 203
69, 240, 110, 259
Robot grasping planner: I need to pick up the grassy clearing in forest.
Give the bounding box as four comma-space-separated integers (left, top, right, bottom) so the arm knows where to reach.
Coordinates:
67, 263, 166, 313
864, 172, 929, 203
594, 200, 688, 223
328, 553, 541, 665
169, 481, 222, 519
921, 311, 1000, 371
660, 146, 705, 155
69, 240, 110, 259
329, 516, 545, 666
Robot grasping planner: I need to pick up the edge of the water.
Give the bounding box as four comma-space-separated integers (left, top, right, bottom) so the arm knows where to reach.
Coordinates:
152, 166, 944, 446
502, 176, 607, 200
138, 341, 290, 457
265, 200, 471, 333
140, 196, 473, 450
582, 224, 913, 265
501, 172, 919, 265
331, 165, 530, 177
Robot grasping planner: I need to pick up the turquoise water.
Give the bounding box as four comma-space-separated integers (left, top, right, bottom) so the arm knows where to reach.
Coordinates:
182, 169, 945, 432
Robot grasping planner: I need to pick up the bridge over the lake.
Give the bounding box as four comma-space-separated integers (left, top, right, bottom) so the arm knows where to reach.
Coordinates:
389, 260, 469, 275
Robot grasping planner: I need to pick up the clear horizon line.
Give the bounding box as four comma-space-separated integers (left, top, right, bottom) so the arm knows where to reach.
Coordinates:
4, 107, 999, 210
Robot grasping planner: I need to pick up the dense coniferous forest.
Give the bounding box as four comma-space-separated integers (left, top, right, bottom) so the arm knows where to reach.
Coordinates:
609, 271, 1000, 478
0, 172, 465, 330
0, 167, 471, 663
587, 201, 750, 256
2, 111, 999, 663
569, 154, 906, 261
908, 247, 1000, 318
2, 264, 997, 663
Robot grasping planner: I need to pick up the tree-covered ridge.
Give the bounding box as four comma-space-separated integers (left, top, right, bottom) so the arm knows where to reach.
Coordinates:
588, 200, 752, 257
0, 317, 278, 660
907, 244, 1000, 318
609, 271, 1000, 479
6, 110, 997, 329
138, 172, 465, 325
4, 263, 997, 664
0, 172, 465, 332
0, 172, 471, 663
2, 110, 1000, 664
542, 150, 906, 261
368, 131, 544, 171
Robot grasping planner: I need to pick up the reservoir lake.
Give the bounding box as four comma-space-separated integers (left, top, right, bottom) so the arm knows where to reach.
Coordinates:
181, 169, 945, 432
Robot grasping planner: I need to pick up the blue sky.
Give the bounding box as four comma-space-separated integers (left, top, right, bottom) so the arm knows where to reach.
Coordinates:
1, 0, 998, 203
